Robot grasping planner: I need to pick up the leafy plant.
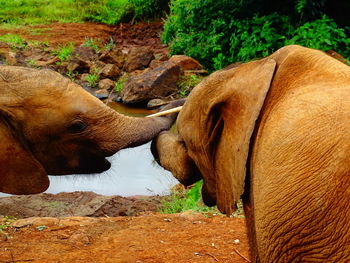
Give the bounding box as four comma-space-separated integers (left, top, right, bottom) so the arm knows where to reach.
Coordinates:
177, 74, 202, 97
27, 58, 39, 68
130, 0, 169, 21
285, 16, 350, 54
83, 37, 100, 53
159, 180, 218, 214
104, 37, 116, 51
0, 34, 26, 49
52, 43, 74, 62
114, 75, 128, 93
0, 216, 15, 232
86, 73, 100, 87
163, 0, 349, 71
66, 70, 78, 81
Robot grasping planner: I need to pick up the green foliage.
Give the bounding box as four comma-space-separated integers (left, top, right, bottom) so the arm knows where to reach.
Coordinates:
86, 73, 100, 87
0, 0, 170, 26
159, 180, 217, 214
130, 0, 169, 21
115, 77, 127, 93
83, 38, 100, 53
80, 0, 134, 25
0, 34, 26, 48
0, 0, 85, 25
0, 216, 16, 232
163, 0, 350, 71
285, 16, 350, 54
52, 43, 74, 62
104, 37, 116, 51
178, 74, 202, 97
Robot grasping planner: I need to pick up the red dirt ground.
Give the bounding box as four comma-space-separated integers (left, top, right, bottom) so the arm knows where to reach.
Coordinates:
0, 22, 251, 262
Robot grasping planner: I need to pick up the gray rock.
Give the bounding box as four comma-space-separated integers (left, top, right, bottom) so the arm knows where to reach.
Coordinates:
123, 47, 154, 72
98, 63, 120, 79
99, 48, 125, 68
98, 78, 115, 90
147, 99, 168, 109
94, 89, 109, 100
168, 55, 203, 71
121, 60, 181, 104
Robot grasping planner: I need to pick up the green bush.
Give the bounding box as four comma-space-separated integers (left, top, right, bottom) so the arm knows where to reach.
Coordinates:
285, 16, 350, 54
130, 0, 169, 21
159, 180, 216, 214
162, 0, 350, 71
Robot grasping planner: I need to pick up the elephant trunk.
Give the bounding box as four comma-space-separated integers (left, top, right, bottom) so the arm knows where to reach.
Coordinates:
94, 101, 183, 156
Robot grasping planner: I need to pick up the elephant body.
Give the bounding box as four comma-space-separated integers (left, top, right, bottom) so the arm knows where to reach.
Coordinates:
249, 46, 350, 261
152, 45, 350, 262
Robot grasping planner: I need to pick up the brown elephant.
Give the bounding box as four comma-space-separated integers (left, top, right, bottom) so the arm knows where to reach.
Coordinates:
0, 66, 183, 195
152, 45, 350, 262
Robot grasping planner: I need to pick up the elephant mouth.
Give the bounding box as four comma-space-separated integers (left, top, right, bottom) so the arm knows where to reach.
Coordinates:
77, 156, 112, 174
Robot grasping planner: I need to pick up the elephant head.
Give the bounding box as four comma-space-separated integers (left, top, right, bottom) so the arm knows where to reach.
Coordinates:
152, 45, 350, 261
152, 56, 276, 214
0, 66, 182, 195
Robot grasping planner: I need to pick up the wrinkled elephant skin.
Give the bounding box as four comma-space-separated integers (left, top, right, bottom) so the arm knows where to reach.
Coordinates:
152, 45, 350, 262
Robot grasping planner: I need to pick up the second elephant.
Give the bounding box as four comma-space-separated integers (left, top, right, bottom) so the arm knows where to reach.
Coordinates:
152, 45, 350, 262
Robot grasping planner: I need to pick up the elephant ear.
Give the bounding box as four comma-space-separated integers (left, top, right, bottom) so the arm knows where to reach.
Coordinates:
211, 58, 276, 215
0, 113, 49, 194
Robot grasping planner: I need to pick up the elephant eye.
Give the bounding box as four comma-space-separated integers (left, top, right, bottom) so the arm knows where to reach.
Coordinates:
68, 120, 87, 133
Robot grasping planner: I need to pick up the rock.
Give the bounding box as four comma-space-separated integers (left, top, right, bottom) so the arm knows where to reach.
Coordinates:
123, 46, 154, 72
94, 89, 109, 100
35, 56, 59, 67
80, 73, 90, 82
168, 55, 203, 71
149, 59, 163, 69
121, 60, 181, 104
4, 51, 17, 65
72, 45, 96, 63
98, 78, 115, 90
98, 63, 120, 79
99, 48, 125, 68
147, 99, 168, 109
89, 61, 106, 74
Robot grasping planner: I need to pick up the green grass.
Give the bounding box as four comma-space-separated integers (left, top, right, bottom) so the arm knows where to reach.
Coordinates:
0, 216, 15, 232
0, 0, 85, 26
83, 38, 101, 53
0, 0, 169, 27
0, 34, 26, 48
52, 43, 74, 62
86, 73, 100, 87
159, 180, 218, 214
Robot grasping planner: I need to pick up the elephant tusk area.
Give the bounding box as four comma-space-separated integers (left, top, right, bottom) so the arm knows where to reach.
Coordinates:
146, 106, 183, 118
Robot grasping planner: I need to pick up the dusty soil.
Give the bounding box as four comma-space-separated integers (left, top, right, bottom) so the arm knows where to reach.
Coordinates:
0, 22, 251, 262
0, 213, 249, 263
0, 21, 167, 53
0, 22, 114, 47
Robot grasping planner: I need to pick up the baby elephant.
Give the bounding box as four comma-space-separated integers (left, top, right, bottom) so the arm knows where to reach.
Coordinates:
0, 66, 182, 195
152, 45, 350, 262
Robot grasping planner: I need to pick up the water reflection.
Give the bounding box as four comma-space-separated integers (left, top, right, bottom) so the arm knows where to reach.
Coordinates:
46, 142, 178, 196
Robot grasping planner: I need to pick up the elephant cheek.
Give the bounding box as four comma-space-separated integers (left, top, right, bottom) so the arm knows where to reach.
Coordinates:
201, 182, 217, 207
